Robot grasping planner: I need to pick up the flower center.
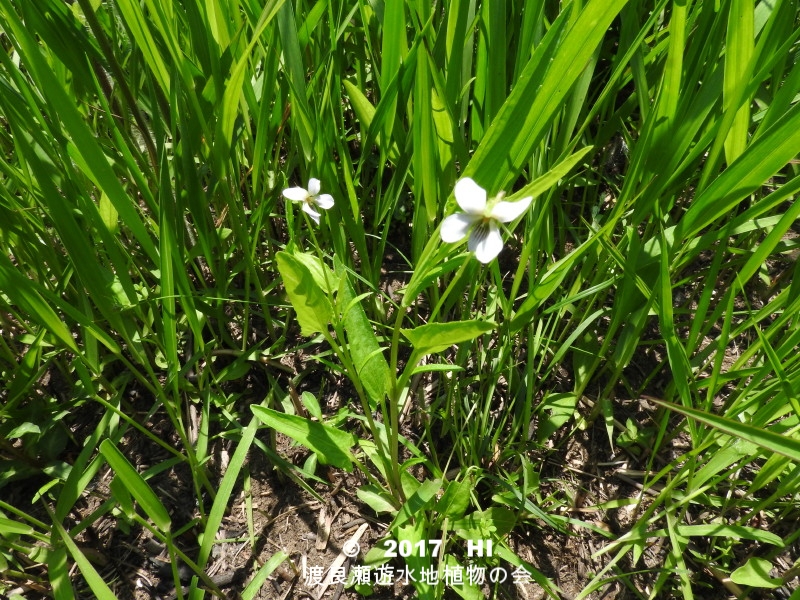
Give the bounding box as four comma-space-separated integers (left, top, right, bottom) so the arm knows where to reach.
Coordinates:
472, 220, 491, 244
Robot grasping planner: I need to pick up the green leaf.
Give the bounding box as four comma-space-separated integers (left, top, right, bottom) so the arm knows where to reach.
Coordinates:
391, 478, 442, 530
114, 0, 171, 93
241, 551, 290, 600
196, 415, 260, 569
649, 398, 800, 463
609, 522, 784, 547
47, 545, 73, 600
379, 0, 407, 147
680, 100, 800, 239
343, 79, 376, 129
7, 422, 41, 439
510, 146, 594, 201
276, 251, 332, 336
402, 321, 496, 355
674, 525, 783, 546
295, 251, 338, 294
251, 406, 356, 471
536, 393, 578, 442
301, 392, 322, 421
217, 0, 284, 159
50, 513, 117, 599
336, 259, 390, 407
0, 254, 80, 354
722, 0, 754, 164
434, 478, 473, 520
0, 518, 34, 536
397, 519, 432, 598
357, 485, 399, 514
465, 0, 630, 192
443, 555, 485, 600
452, 507, 516, 539
277, 0, 314, 160
99, 439, 171, 531
730, 557, 782, 588
110, 475, 134, 520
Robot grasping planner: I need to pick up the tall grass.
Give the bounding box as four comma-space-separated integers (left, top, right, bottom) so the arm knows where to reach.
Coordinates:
1, 0, 799, 598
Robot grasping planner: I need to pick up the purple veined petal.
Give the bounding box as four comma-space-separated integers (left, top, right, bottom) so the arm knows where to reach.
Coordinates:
282, 187, 309, 202
469, 220, 503, 263
315, 193, 334, 209
440, 212, 477, 243
490, 196, 533, 223
307, 178, 321, 196
454, 177, 487, 215
302, 202, 322, 224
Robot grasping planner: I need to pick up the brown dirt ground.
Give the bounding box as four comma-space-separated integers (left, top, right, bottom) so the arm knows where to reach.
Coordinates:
5, 389, 797, 600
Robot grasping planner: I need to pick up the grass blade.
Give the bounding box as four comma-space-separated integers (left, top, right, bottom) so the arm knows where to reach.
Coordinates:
99, 439, 172, 532
649, 398, 800, 463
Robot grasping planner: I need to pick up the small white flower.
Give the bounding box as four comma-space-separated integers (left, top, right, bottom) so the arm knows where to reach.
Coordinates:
440, 177, 532, 263
282, 178, 334, 224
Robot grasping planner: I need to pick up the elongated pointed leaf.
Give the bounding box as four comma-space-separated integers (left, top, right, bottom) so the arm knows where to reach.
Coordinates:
99, 439, 171, 531
0, 1, 158, 263
681, 100, 800, 239
0, 255, 79, 354
242, 551, 290, 600
465, 0, 630, 192
402, 321, 496, 355
650, 398, 800, 463
336, 259, 390, 407
251, 406, 355, 471
50, 512, 117, 599
197, 415, 260, 568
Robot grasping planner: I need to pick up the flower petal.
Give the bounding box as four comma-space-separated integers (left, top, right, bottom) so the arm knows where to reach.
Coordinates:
454, 177, 487, 215
490, 196, 533, 223
315, 193, 334, 209
469, 220, 503, 263
307, 178, 321, 196
302, 203, 322, 224
282, 186, 309, 202
440, 213, 477, 243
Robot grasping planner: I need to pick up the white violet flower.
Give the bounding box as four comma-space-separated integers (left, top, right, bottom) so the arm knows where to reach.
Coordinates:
440, 177, 533, 263
282, 178, 334, 224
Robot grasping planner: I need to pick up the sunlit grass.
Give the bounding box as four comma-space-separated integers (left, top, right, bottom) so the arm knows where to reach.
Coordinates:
1, 0, 799, 598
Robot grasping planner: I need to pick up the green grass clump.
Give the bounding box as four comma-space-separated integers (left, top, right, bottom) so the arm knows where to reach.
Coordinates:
1, 0, 800, 598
